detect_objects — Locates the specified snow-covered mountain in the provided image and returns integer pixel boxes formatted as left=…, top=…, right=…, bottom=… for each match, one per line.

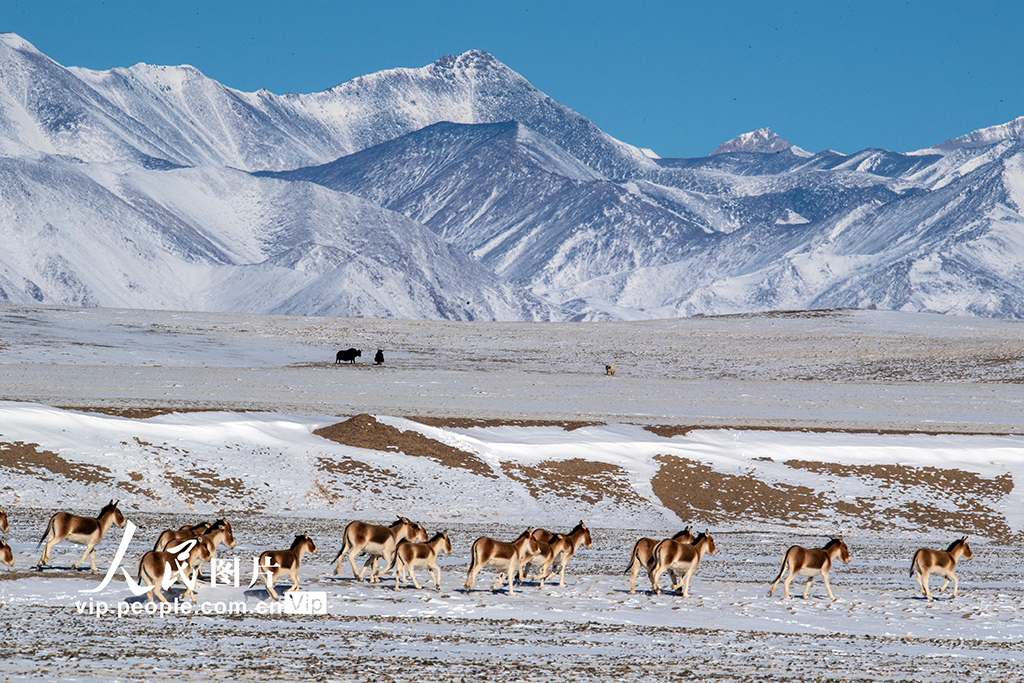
left=275, top=115, right=1024, bottom=319
left=270, top=121, right=708, bottom=300
left=0, top=33, right=651, bottom=175
left=2, top=32, right=1024, bottom=321
left=0, top=154, right=555, bottom=319
left=710, top=127, right=792, bottom=155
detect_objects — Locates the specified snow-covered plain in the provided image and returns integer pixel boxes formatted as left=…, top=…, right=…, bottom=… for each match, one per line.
left=2, top=305, right=1024, bottom=680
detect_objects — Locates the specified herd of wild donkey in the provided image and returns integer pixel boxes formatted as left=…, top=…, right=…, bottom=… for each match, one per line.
left=0, top=503, right=973, bottom=603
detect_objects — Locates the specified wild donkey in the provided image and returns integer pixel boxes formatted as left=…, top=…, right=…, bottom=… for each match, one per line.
left=536, top=521, right=593, bottom=587
left=37, top=500, right=126, bottom=572
left=464, top=529, right=540, bottom=596
left=910, top=536, right=973, bottom=601
left=394, top=532, right=452, bottom=591
left=768, top=538, right=851, bottom=600
left=137, top=538, right=213, bottom=603
left=334, top=517, right=428, bottom=582
left=624, top=527, right=696, bottom=594
left=250, top=535, right=318, bottom=601
left=648, top=530, right=717, bottom=597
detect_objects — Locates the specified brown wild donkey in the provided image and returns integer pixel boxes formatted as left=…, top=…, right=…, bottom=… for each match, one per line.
left=334, top=517, right=428, bottom=582
left=539, top=521, right=593, bottom=587
left=648, top=530, right=717, bottom=597
left=0, top=508, right=9, bottom=533
left=153, top=521, right=214, bottom=552
left=624, top=527, right=695, bottom=594
left=250, top=534, right=318, bottom=601
left=136, top=538, right=213, bottom=603
left=768, top=538, right=851, bottom=600
left=464, top=529, right=540, bottom=596
left=394, top=532, right=452, bottom=591
left=519, top=533, right=563, bottom=588
left=1, top=539, right=13, bottom=568
left=37, top=500, right=126, bottom=572
left=910, top=536, right=973, bottom=601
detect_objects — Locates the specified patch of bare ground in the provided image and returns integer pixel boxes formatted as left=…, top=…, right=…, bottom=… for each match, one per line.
left=55, top=405, right=227, bottom=419
left=0, top=441, right=113, bottom=485
left=501, top=459, right=644, bottom=507
left=412, top=417, right=603, bottom=431
left=164, top=468, right=253, bottom=507
left=116, top=471, right=155, bottom=499
left=786, top=460, right=1013, bottom=537
left=314, top=414, right=496, bottom=478
left=651, top=454, right=827, bottom=525
left=315, top=456, right=406, bottom=492
left=644, top=425, right=694, bottom=438
left=646, top=423, right=1023, bottom=437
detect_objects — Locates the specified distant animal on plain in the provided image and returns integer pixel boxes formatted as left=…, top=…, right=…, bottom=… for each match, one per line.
left=464, top=529, right=540, bottom=596
left=394, top=532, right=452, bottom=591
left=910, top=536, right=973, bottom=601
left=528, top=521, right=593, bottom=587
left=1, top=539, right=13, bottom=567
left=37, top=500, right=126, bottom=572
left=624, top=527, right=695, bottom=594
left=648, top=529, right=717, bottom=597
left=249, top=534, right=318, bottom=601
left=374, top=349, right=385, bottom=365
left=768, top=537, right=851, bottom=600
left=136, top=538, right=212, bottom=603
left=334, top=517, right=429, bottom=582
left=0, top=508, right=8, bottom=533
left=605, top=364, right=616, bottom=376
left=336, top=348, right=361, bottom=364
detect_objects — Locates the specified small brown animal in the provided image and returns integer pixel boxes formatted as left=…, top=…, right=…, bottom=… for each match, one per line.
left=542, top=521, right=593, bottom=587
left=605, top=364, right=616, bottom=376
left=250, top=534, right=318, bottom=600
left=394, top=532, right=452, bottom=591
left=333, top=517, right=429, bottom=582
left=1, top=539, right=14, bottom=567
left=910, top=536, right=973, bottom=601
left=519, top=534, right=563, bottom=587
left=768, top=537, right=851, bottom=600
left=624, top=527, right=696, bottom=594
left=0, top=508, right=9, bottom=534
left=464, top=529, right=540, bottom=596
left=649, top=530, right=717, bottom=597
left=37, top=500, right=126, bottom=572
left=136, top=538, right=213, bottom=603
left=154, top=520, right=215, bottom=552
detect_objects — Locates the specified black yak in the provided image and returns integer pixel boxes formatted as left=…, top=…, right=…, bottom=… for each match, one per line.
left=336, top=348, right=361, bottom=364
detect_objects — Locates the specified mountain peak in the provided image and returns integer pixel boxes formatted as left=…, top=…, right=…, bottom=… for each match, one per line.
left=934, top=116, right=1024, bottom=152
left=0, top=32, right=43, bottom=56
left=430, top=50, right=509, bottom=76
left=710, top=127, right=792, bottom=155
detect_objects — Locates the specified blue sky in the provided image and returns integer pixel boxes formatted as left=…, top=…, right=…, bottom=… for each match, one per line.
left=6, top=1, right=1023, bottom=157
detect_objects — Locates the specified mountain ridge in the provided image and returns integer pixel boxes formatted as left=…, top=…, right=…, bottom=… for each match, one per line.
left=3, top=32, right=1024, bottom=321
